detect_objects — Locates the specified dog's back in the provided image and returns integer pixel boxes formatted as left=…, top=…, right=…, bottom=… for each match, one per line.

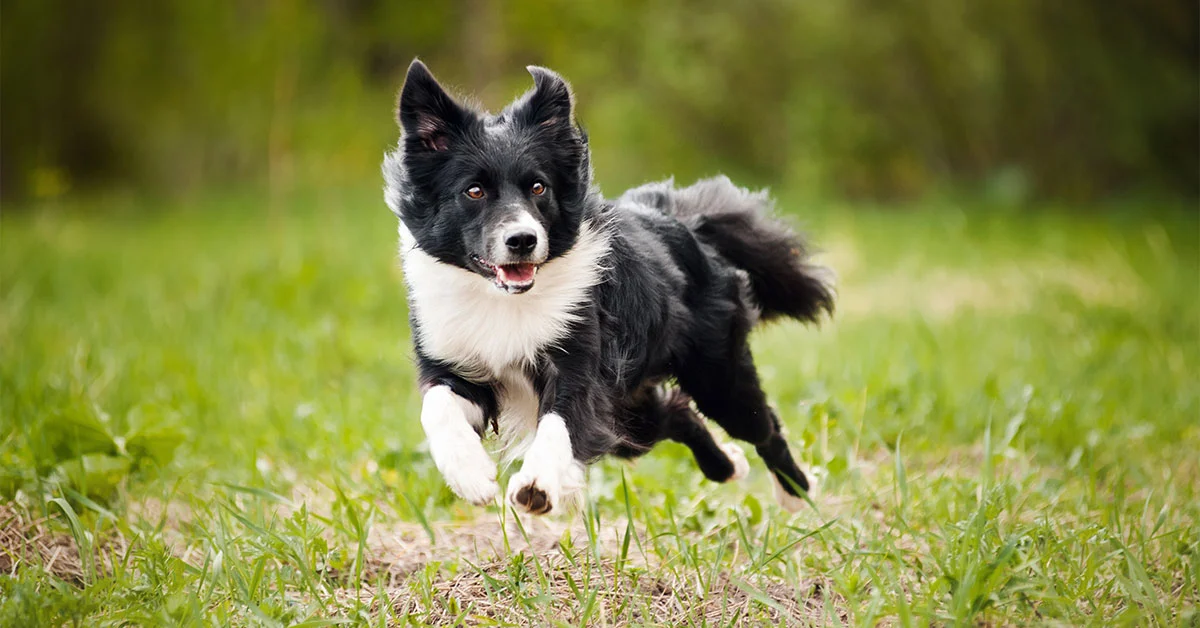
left=592, top=176, right=833, bottom=504
left=618, top=176, right=835, bottom=325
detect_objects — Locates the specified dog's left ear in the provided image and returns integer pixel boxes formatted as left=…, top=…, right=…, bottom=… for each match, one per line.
left=517, top=66, right=575, bottom=130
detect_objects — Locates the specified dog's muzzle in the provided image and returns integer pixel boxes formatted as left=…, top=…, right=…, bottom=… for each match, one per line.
left=474, top=217, right=549, bottom=294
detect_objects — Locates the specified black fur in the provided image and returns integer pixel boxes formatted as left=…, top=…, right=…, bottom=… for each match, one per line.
left=385, top=60, right=833, bottom=507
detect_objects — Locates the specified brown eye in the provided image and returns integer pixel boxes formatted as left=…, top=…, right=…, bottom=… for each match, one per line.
left=530, top=181, right=546, bottom=196
left=465, top=185, right=485, bottom=200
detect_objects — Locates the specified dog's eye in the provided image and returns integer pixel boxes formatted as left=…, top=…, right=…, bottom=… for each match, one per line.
left=530, top=181, right=547, bottom=196
left=464, top=185, right=485, bottom=200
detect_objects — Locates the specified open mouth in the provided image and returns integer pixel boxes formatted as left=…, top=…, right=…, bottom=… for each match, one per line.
left=471, top=256, right=539, bottom=294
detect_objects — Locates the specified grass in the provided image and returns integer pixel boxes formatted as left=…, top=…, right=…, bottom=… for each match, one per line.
left=1, top=184, right=1197, bottom=626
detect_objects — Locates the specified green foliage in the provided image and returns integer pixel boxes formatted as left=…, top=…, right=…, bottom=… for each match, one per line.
left=2, top=1, right=1196, bottom=201
left=0, top=576, right=94, bottom=628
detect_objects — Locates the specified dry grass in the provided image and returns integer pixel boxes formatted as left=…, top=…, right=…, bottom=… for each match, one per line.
left=819, top=235, right=1145, bottom=319
left=0, top=503, right=126, bottom=586
left=2, top=500, right=845, bottom=625
left=387, top=562, right=833, bottom=626
left=367, top=517, right=841, bottom=624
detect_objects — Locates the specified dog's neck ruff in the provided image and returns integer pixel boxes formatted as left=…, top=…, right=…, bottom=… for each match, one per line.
left=399, top=221, right=611, bottom=379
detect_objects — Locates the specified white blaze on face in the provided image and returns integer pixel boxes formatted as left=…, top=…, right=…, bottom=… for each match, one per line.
left=497, top=209, right=550, bottom=263
left=491, top=209, right=549, bottom=293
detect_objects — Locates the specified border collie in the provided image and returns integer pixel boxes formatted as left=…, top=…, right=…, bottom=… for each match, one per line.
left=383, top=60, right=834, bottom=515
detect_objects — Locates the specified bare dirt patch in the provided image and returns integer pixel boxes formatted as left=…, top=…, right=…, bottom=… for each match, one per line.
left=361, top=516, right=839, bottom=624
left=2, top=501, right=843, bottom=625
left=384, top=559, right=833, bottom=626
left=0, top=502, right=126, bottom=585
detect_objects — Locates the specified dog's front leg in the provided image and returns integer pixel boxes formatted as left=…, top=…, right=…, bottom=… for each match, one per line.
left=506, top=356, right=613, bottom=515
left=505, top=412, right=587, bottom=514
left=420, top=385, right=498, bottom=505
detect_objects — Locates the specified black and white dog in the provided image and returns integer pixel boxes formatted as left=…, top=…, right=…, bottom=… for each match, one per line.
left=383, top=60, right=834, bottom=515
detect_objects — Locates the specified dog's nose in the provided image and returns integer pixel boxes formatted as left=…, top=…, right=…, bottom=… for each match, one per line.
left=504, top=229, right=538, bottom=255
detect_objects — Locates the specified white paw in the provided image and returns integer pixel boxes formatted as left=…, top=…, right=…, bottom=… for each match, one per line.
left=771, top=474, right=808, bottom=513
left=506, top=462, right=586, bottom=515
left=439, top=445, right=499, bottom=506
left=721, top=443, right=750, bottom=482
left=421, top=385, right=497, bottom=506
left=505, top=414, right=586, bottom=515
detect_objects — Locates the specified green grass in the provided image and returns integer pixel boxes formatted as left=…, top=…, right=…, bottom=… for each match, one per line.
left=2, top=186, right=1197, bottom=626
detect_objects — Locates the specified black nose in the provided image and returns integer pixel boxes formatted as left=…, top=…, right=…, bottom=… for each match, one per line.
left=504, top=229, right=538, bottom=255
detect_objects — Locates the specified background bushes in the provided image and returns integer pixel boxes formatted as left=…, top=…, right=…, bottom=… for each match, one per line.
left=2, top=0, right=1196, bottom=203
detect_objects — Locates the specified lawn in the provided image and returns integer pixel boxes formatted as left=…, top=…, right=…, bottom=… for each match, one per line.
left=1, top=186, right=1197, bottom=626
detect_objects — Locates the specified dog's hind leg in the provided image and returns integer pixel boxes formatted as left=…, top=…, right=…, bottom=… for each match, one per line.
left=660, top=390, right=750, bottom=483
left=675, top=344, right=811, bottom=511
left=614, top=387, right=749, bottom=483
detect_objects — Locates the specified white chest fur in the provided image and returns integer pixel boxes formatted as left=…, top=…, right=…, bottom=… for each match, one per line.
left=399, top=222, right=610, bottom=378
left=492, top=367, right=541, bottom=460
left=399, top=222, right=610, bottom=457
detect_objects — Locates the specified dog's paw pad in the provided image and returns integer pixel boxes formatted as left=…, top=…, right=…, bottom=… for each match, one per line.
left=512, top=482, right=552, bottom=514
left=720, top=443, right=750, bottom=482
left=507, top=471, right=558, bottom=515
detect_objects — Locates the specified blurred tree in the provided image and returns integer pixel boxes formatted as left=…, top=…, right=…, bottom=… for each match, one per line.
left=1, top=0, right=1195, bottom=203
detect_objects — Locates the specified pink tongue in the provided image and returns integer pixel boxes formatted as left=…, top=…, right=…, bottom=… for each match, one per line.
left=498, top=264, right=535, bottom=284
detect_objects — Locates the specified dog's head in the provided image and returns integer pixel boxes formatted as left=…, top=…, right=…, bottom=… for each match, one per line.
left=384, top=60, right=593, bottom=294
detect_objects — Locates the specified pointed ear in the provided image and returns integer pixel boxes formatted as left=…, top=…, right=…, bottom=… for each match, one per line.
left=517, top=66, right=575, bottom=129
left=397, top=60, right=467, bottom=152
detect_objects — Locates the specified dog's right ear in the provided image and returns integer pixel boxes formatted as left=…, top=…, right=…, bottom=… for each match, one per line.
left=397, top=60, right=466, bottom=153
left=518, top=66, right=575, bottom=130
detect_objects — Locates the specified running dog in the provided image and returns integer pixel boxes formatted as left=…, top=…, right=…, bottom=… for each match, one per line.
left=383, top=60, right=834, bottom=514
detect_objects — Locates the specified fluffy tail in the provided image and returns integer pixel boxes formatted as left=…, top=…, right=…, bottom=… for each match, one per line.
left=623, top=177, right=835, bottom=323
